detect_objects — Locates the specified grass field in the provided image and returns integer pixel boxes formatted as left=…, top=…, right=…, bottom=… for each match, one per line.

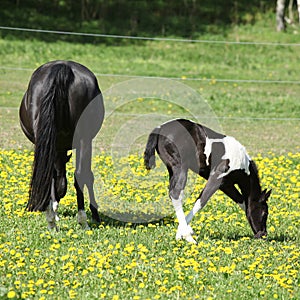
left=1, top=22, right=300, bottom=154
left=0, top=13, right=300, bottom=299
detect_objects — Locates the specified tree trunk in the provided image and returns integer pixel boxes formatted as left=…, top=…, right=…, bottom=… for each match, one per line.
left=276, top=0, right=286, bottom=31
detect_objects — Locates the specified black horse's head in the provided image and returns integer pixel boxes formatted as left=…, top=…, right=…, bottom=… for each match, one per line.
left=247, top=189, right=271, bottom=238
left=54, top=153, right=72, bottom=199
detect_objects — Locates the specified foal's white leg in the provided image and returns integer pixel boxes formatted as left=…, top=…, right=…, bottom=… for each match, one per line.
left=172, top=191, right=196, bottom=244
left=186, top=165, right=225, bottom=227
left=186, top=198, right=203, bottom=225
left=45, top=200, right=58, bottom=231
left=77, top=209, right=90, bottom=230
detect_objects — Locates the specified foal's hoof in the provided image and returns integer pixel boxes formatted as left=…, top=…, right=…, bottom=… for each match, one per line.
left=176, top=225, right=197, bottom=244
left=185, top=234, right=197, bottom=244
left=176, top=233, right=197, bottom=244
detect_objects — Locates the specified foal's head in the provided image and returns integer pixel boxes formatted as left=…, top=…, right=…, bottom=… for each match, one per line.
left=247, top=189, right=271, bottom=238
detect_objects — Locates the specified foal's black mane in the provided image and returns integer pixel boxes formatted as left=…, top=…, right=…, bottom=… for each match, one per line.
left=248, top=159, right=262, bottom=199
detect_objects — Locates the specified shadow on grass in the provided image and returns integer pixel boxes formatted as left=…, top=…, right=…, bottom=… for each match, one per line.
left=58, top=207, right=174, bottom=229
left=266, top=233, right=298, bottom=243
left=95, top=212, right=174, bottom=229
left=58, top=208, right=298, bottom=243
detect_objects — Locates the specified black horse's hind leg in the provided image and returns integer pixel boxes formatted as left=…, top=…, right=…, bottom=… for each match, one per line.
left=74, top=176, right=90, bottom=229
left=186, top=160, right=229, bottom=226
left=75, top=139, right=100, bottom=228
left=45, top=178, right=60, bottom=231
left=86, top=172, right=100, bottom=224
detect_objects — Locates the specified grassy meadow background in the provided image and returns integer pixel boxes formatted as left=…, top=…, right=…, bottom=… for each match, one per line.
left=0, top=10, right=300, bottom=300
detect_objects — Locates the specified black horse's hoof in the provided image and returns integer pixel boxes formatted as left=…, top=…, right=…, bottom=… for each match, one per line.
left=254, top=231, right=267, bottom=239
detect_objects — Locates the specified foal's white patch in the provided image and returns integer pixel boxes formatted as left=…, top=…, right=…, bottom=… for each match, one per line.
left=204, top=137, right=213, bottom=165
left=204, top=136, right=250, bottom=177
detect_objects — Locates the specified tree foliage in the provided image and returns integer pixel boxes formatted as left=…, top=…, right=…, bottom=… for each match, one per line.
left=0, top=0, right=274, bottom=40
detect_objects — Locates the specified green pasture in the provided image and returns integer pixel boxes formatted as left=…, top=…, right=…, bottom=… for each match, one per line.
left=0, top=14, right=300, bottom=299
left=1, top=19, right=300, bottom=154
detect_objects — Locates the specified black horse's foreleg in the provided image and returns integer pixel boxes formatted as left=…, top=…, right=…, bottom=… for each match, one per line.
left=85, top=172, right=100, bottom=224
left=82, top=141, right=100, bottom=223
left=74, top=175, right=90, bottom=229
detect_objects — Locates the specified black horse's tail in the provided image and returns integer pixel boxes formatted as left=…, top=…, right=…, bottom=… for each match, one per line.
left=27, top=63, right=75, bottom=211
left=144, top=127, right=160, bottom=170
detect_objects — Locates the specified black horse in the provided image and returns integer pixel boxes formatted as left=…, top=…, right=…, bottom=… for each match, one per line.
left=19, top=60, right=104, bottom=230
left=144, top=119, right=271, bottom=243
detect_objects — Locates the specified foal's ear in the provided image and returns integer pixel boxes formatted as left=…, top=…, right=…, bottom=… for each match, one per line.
left=261, top=189, right=272, bottom=202
left=265, top=189, right=272, bottom=200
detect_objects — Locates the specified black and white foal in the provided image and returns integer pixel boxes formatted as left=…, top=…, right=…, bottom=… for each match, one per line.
left=144, top=119, right=271, bottom=244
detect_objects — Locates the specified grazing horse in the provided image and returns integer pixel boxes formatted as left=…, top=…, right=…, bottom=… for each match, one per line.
left=19, top=60, right=104, bottom=230
left=144, top=119, right=271, bottom=244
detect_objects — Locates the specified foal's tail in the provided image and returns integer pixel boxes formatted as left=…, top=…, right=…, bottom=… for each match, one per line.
left=144, top=127, right=160, bottom=170
left=27, top=63, right=75, bottom=212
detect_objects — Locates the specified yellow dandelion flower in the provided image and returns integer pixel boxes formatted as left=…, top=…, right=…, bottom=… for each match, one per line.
left=7, top=291, right=16, bottom=298
left=138, top=282, right=145, bottom=288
